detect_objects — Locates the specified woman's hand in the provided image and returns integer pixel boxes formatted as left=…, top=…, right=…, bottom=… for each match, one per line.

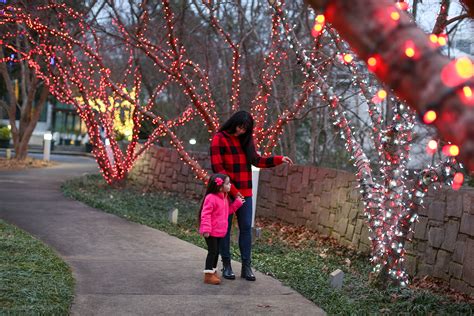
left=203, top=232, right=210, bottom=238
left=238, top=196, right=246, bottom=204
left=282, top=156, right=294, bottom=165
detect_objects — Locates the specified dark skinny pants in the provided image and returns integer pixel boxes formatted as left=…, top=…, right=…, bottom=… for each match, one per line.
left=204, top=236, right=222, bottom=270
left=220, top=196, right=253, bottom=263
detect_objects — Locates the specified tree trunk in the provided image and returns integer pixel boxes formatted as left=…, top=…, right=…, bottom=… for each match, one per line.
left=0, top=38, right=50, bottom=160
left=15, top=140, right=29, bottom=160
left=370, top=265, right=390, bottom=288
left=412, top=0, right=419, bottom=20
left=15, top=70, right=49, bottom=160
left=432, top=0, right=450, bottom=35
left=286, top=121, right=297, bottom=161
left=463, top=0, right=474, bottom=17
left=305, top=0, right=474, bottom=173
left=309, top=109, right=318, bottom=164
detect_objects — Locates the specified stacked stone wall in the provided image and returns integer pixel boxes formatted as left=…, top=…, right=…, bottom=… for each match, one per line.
left=130, top=146, right=474, bottom=295
left=129, top=146, right=210, bottom=199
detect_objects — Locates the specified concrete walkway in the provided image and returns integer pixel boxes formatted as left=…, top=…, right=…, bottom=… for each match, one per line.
left=0, top=156, right=325, bottom=315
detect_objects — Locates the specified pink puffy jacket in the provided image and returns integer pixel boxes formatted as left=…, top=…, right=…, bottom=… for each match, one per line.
left=199, top=192, right=243, bottom=237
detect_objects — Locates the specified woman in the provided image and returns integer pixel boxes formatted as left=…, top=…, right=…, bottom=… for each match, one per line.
left=210, top=111, right=293, bottom=281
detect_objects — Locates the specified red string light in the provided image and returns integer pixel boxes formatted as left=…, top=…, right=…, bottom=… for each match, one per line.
left=426, top=139, right=438, bottom=154
left=343, top=53, right=353, bottom=63
left=390, top=11, right=400, bottom=21
left=452, top=172, right=464, bottom=190
left=367, top=55, right=381, bottom=72
left=423, top=110, right=437, bottom=124
left=395, top=1, right=409, bottom=11
left=442, top=144, right=460, bottom=156
left=311, top=14, right=325, bottom=38
left=404, top=40, right=416, bottom=58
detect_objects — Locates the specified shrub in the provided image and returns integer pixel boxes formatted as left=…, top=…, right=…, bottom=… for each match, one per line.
left=0, top=125, right=11, bottom=140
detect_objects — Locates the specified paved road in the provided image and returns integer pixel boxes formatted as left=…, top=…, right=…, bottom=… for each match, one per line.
left=0, top=156, right=325, bottom=315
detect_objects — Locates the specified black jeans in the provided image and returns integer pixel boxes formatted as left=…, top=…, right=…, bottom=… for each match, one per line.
left=204, top=236, right=222, bottom=270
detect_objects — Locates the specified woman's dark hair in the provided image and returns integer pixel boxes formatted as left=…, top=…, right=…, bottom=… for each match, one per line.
left=197, top=173, right=229, bottom=224
left=219, top=110, right=256, bottom=162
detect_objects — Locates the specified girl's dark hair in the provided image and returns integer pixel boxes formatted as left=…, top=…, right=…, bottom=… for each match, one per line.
left=219, top=110, right=256, bottom=163
left=197, top=173, right=229, bottom=224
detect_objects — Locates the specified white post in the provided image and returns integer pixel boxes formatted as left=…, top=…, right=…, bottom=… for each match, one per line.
left=168, top=208, right=178, bottom=224
left=43, top=131, right=52, bottom=161
left=251, top=165, right=260, bottom=228
left=46, top=102, right=53, bottom=130
left=104, top=138, right=115, bottom=166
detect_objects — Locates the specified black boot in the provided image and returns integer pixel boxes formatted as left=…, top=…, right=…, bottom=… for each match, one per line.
left=222, top=258, right=235, bottom=280
left=241, top=261, right=256, bottom=281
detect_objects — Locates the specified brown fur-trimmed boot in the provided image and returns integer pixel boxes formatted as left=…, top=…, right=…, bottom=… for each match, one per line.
left=204, top=270, right=221, bottom=285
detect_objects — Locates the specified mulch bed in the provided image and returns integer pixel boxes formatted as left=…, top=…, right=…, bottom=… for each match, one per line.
left=0, top=157, right=57, bottom=170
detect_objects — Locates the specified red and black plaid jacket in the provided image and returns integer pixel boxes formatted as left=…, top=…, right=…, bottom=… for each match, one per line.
left=210, top=131, right=283, bottom=197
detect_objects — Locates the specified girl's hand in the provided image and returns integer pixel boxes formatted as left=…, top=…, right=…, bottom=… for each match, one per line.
left=203, top=232, right=210, bottom=238
left=239, top=197, right=246, bottom=204
left=282, top=156, right=294, bottom=165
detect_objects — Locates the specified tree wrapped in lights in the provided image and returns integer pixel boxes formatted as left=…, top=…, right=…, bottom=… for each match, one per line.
left=0, top=0, right=100, bottom=160
left=305, top=0, right=474, bottom=174
left=0, top=1, right=317, bottom=184
left=268, top=0, right=468, bottom=285
left=2, top=0, right=469, bottom=286
left=0, top=12, right=49, bottom=160
left=81, top=88, right=137, bottom=142
left=0, top=2, right=205, bottom=183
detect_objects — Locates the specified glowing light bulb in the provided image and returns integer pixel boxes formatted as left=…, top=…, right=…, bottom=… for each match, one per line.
left=463, top=86, right=473, bottom=99
left=405, top=47, right=415, bottom=58
left=426, top=140, right=438, bottom=154
left=311, top=14, right=325, bottom=37
left=343, top=54, right=353, bottom=63
left=395, top=1, right=409, bottom=10
left=429, top=34, right=438, bottom=44
left=454, top=172, right=464, bottom=183
left=316, top=14, right=325, bottom=23
left=428, top=140, right=437, bottom=150
left=442, top=144, right=459, bottom=156
left=368, top=57, right=377, bottom=67
left=455, top=57, right=473, bottom=79
left=449, top=145, right=460, bottom=156
left=314, top=24, right=323, bottom=32
left=390, top=11, right=400, bottom=21
left=377, top=90, right=387, bottom=99
left=452, top=172, right=464, bottom=190
left=437, top=34, right=447, bottom=46
left=403, top=40, right=417, bottom=58
left=423, top=110, right=437, bottom=124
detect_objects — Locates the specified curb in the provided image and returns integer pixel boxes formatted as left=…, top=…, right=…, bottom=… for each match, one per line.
left=0, top=148, right=94, bottom=158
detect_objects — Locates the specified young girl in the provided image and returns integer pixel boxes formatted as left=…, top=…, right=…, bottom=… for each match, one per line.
left=199, top=174, right=245, bottom=285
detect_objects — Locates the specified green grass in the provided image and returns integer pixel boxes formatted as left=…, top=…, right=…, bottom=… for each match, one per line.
left=0, top=220, right=74, bottom=314
left=62, top=174, right=473, bottom=315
